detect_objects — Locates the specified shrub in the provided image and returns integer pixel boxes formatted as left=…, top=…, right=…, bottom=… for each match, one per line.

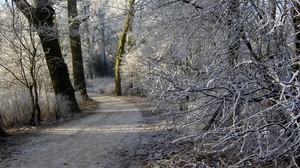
left=87, top=77, right=115, bottom=95
left=0, top=90, right=74, bottom=127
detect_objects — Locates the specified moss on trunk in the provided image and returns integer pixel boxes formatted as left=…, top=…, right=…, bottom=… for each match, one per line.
left=114, top=0, right=135, bottom=96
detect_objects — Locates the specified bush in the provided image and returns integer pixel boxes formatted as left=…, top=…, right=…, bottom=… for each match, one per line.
left=0, top=90, right=73, bottom=127
left=0, top=91, right=31, bottom=127
left=87, top=77, right=115, bottom=95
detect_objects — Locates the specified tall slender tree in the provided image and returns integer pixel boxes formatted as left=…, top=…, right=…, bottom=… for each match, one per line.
left=114, top=0, right=135, bottom=96
left=99, top=11, right=108, bottom=76
left=67, top=0, right=91, bottom=101
left=82, top=0, right=93, bottom=79
left=0, top=2, right=44, bottom=124
left=12, top=0, right=81, bottom=112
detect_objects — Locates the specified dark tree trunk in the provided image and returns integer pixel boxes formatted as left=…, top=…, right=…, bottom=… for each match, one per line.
left=100, top=13, right=108, bottom=76
left=28, top=85, right=36, bottom=125
left=28, top=62, right=42, bottom=125
left=68, top=0, right=91, bottom=101
left=227, top=0, right=240, bottom=67
left=292, top=2, right=300, bottom=166
left=34, top=82, right=42, bottom=122
left=13, top=0, right=81, bottom=113
left=38, top=17, right=81, bottom=112
left=114, top=0, right=135, bottom=96
left=293, top=1, right=300, bottom=59
left=0, top=125, right=8, bottom=137
left=0, top=115, right=8, bottom=137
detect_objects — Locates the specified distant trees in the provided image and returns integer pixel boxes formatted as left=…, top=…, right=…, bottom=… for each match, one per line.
left=81, top=0, right=117, bottom=79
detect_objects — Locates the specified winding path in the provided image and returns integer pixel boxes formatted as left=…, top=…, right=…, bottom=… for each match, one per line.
left=1, top=94, right=155, bottom=168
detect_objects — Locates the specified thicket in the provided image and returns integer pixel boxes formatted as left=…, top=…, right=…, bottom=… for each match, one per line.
left=121, top=0, right=300, bottom=167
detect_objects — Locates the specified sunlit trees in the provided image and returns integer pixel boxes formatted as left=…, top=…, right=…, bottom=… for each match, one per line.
left=114, top=0, right=135, bottom=96
left=124, top=0, right=300, bottom=167
left=12, top=0, right=81, bottom=113
left=79, top=0, right=118, bottom=79
left=0, top=2, right=45, bottom=124
left=0, top=0, right=298, bottom=165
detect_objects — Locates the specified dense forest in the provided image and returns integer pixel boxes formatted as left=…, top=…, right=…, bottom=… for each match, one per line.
left=0, top=0, right=300, bottom=167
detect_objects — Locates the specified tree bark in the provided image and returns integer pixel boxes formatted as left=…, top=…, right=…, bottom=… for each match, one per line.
left=114, top=0, right=135, bottom=96
left=13, top=0, right=81, bottom=112
left=227, top=0, right=241, bottom=67
left=83, top=1, right=93, bottom=79
left=293, top=1, right=300, bottom=58
left=29, top=54, right=42, bottom=124
left=292, top=1, right=300, bottom=166
left=0, top=115, right=8, bottom=137
left=0, top=125, right=8, bottom=137
left=68, top=0, right=91, bottom=101
left=100, top=12, right=108, bottom=76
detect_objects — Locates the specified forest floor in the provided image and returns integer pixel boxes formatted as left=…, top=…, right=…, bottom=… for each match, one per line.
left=0, top=93, right=196, bottom=168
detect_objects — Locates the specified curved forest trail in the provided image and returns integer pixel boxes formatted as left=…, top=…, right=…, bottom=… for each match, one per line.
left=0, top=94, right=160, bottom=168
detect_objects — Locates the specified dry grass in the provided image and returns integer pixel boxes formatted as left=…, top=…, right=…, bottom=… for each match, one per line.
left=0, top=91, right=88, bottom=128
left=87, top=77, right=115, bottom=95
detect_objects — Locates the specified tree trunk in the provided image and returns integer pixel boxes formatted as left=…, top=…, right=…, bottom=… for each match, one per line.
left=68, top=0, right=91, bottom=101
left=28, top=85, right=36, bottom=125
left=0, top=125, right=8, bottom=137
left=83, top=1, right=93, bottom=79
left=34, top=81, right=42, bottom=122
left=293, top=1, right=300, bottom=59
left=292, top=2, right=300, bottom=166
left=0, top=115, right=8, bottom=137
left=28, top=57, right=42, bottom=125
left=227, top=0, right=240, bottom=67
left=114, top=0, right=135, bottom=96
left=13, top=0, right=81, bottom=113
left=100, top=13, right=108, bottom=76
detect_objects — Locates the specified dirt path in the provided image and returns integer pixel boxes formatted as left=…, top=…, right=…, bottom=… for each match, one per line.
left=1, top=94, right=156, bottom=168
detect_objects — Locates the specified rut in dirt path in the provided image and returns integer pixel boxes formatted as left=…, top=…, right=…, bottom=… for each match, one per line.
left=1, top=95, right=155, bottom=168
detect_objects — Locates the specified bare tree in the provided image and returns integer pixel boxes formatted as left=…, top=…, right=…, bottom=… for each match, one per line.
left=0, top=1, right=45, bottom=124
left=80, top=0, right=117, bottom=78
left=12, top=0, right=81, bottom=112
left=125, top=0, right=300, bottom=167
